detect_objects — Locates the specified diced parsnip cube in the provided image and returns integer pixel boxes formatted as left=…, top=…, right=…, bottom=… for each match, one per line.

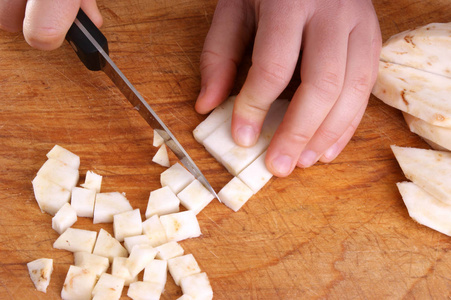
left=124, top=235, right=152, bottom=254
left=93, top=192, right=133, bottom=224
left=218, top=177, right=254, bottom=212
left=193, top=96, right=235, bottom=143
left=112, top=257, right=138, bottom=286
left=92, top=273, right=125, bottom=300
left=113, top=208, right=143, bottom=242
left=160, top=211, right=201, bottom=242
left=155, top=241, right=184, bottom=260
left=46, top=145, right=80, bottom=169
left=93, top=228, right=128, bottom=263
left=74, top=252, right=109, bottom=278
left=61, top=265, right=96, bottom=300
left=143, top=259, right=168, bottom=290
left=81, top=171, right=102, bottom=193
left=152, top=144, right=170, bottom=167
left=145, top=186, right=180, bottom=218
left=177, top=295, right=194, bottom=300
left=127, top=281, right=163, bottom=300
left=153, top=129, right=165, bottom=147
left=177, top=179, right=215, bottom=215
left=32, top=175, right=71, bottom=216
left=202, top=119, right=235, bottom=161
left=180, top=272, right=213, bottom=300
left=37, top=158, right=79, bottom=190
left=71, top=187, right=96, bottom=218
left=52, top=203, right=77, bottom=234
left=160, top=163, right=195, bottom=194
left=126, top=244, right=158, bottom=278
left=53, top=228, right=97, bottom=253
left=167, top=254, right=201, bottom=286
left=27, top=258, right=53, bottom=293
left=142, top=215, right=169, bottom=247
left=237, top=151, right=273, bottom=193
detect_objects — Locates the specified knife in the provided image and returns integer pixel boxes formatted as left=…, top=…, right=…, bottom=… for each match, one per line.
left=66, top=9, right=219, bottom=200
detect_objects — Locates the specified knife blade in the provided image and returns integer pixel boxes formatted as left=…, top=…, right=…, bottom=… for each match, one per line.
left=66, top=9, right=219, bottom=200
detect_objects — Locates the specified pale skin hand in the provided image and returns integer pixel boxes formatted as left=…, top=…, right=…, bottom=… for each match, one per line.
left=0, top=0, right=102, bottom=50
left=195, top=0, right=382, bottom=177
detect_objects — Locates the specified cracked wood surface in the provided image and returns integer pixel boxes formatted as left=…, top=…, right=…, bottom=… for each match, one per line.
left=0, top=0, right=450, bottom=299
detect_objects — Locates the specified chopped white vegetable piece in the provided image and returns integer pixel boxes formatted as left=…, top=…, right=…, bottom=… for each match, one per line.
left=218, top=177, right=254, bottom=212
left=71, top=187, right=96, bottom=218
left=91, top=273, right=125, bottom=300
left=397, top=181, right=451, bottom=236
left=93, top=228, right=128, bottom=262
left=167, top=254, right=201, bottom=286
left=93, top=192, right=133, bottom=224
left=37, top=158, right=79, bottom=191
left=238, top=151, right=273, bottom=193
left=391, top=145, right=451, bottom=205
left=177, top=179, right=215, bottom=215
left=80, top=171, right=102, bottom=193
left=202, top=119, right=235, bottom=161
left=124, top=235, right=152, bottom=253
left=143, top=259, right=168, bottom=290
left=113, top=208, right=143, bottom=242
left=52, top=203, right=77, bottom=234
left=177, top=295, right=194, bottom=300
left=193, top=96, right=235, bottom=143
left=153, top=129, right=165, bottom=147
left=155, top=241, right=184, bottom=260
left=112, top=257, right=138, bottom=286
left=152, top=144, right=170, bottom=167
left=145, top=186, right=180, bottom=218
left=160, top=211, right=202, bottom=242
left=126, top=244, right=158, bottom=278
left=27, top=258, right=53, bottom=293
left=142, top=215, right=168, bottom=247
left=53, top=228, right=97, bottom=253
left=61, top=265, right=96, bottom=300
left=403, top=112, right=451, bottom=151
left=32, top=175, right=71, bottom=216
left=127, top=281, right=163, bottom=300
left=74, top=252, right=109, bottom=278
left=180, top=272, right=213, bottom=300
left=160, top=163, right=195, bottom=194
left=46, top=145, right=80, bottom=169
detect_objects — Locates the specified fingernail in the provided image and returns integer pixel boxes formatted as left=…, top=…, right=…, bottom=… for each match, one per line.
left=235, top=125, right=257, bottom=147
left=323, top=143, right=339, bottom=161
left=271, top=154, right=293, bottom=176
left=298, top=150, right=318, bottom=168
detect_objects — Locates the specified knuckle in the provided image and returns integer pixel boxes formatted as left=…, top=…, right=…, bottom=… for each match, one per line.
left=316, top=126, right=342, bottom=143
left=199, top=49, right=239, bottom=72
left=253, top=61, right=292, bottom=89
left=310, top=71, right=343, bottom=103
left=349, top=74, right=372, bottom=98
left=283, top=129, right=312, bottom=146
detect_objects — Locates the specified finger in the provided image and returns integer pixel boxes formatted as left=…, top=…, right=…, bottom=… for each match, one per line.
left=264, top=12, right=350, bottom=177
left=195, top=0, right=253, bottom=115
left=232, top=1, right=305, bottom=147
left=80, top=0, right=103, bottom=28
left=297, top=20, right=381, bottom=167
left=0, top=0, right=27, bottom=32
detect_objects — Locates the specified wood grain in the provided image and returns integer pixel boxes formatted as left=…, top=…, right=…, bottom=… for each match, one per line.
left=0, top=0, right=450, bottom=299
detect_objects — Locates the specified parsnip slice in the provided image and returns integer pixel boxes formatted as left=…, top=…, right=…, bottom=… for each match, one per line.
left=32, top=175, right=71, bottom=216
left=403, top=112, right=451, bottom=151
left=37, top=158, right=79, bottom=190
left=202, top=119, right=235, bottom=161
left=53, top=228, right=97, bottom=253
left=80, top=170, right=102, bottom=193
left=153, top=129, right=165, bottom=147
left=124, top=235, right=153, bottom=254
left=91, top=273, right=125, bottom=300
left=372, top=61, right=451, bottom=127
left=145, top=186, right=180, bottom=218
left=397, top=181, right=451, bottom=236
left=27, top=258, right=53, bottom=293
left=177, top=179, right=215, bottom=215
left=160, top=163, right=195, bottom=194
left=143, top=259, right=168, bottom=290
left=142, top=215, right=169, bottom=247
left=167, top=254, right=201, bottom=286
left=74, top=252, right=109, bottom=278
left=155, top=241, right=184, bottom=260
left=52, top=203, right=77, bottom=234
left=92, top=228, right=128, bottom=262
left=127, top=281, right=163, bottom=300
left=71, top=187, right=96, bottom=218
left=180, top=272, right=213, bottom=300
left=61, top=265, right=96, bottom=300
left=218, top=177, right=254, bottom=212
left=238, top=151, right=273, bottom=194
left=112, top=257, right=138, bottom=286
left=159, top=211, right=201, bottom=242
left=152, top=144, right=170, bottom=167
left=46, top=145, right=80, bottom=169
left=113, top=208, right=143, bottom=242
left=93, top=192, right=133, bottom=224
left=391, top=145, right=451, bottom=204
left=126, top=244, right=158, bottom=278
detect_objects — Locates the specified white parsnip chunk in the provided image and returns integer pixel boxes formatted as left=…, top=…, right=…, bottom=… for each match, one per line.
left=155, top=241, right=184, bottom=260
left=37, top=158, right=79, bottom=191
left=177, top=179, right=215, bottom=215
left=53, top=228, right=97, bottom=253
left=143, top=259, right=168, bottom=291
left=61, top=265, right=96, bottom=300
left=159, top=211, right=201, bottom=242
left=27, top=258, right=53, bottom=293
left=127, top=281, right=163, bottom=300
left=152, top=144, right=170, bottom=167
left=160, top=163, right=195, bottom=194
left=93, top=192, right=133, bottom=224
left=52, top=203, right=77, bottom=234
left=32, top=175, right=71, bottom=216
left=91, top=273, right=125, bottom=300
left=145, top=186, right=180, bottom=218
left=142, top=215, right=169, bottom=247
left=124, top=235, right=153, bottom=254
left=74, top=252, right=109, bottom=278
left=218, top=177, right=254, bottom=212
left=202, top=119, right=235, bottom=161
left=46, top=145, right=80, bottom=169
left=113, top=208, right=143, bottom=242
left=238, top=151, right=273, bottom=194
left=81, top=170, right=102, bottom=193
left=180, top=272, right=213, bottom=300
left=167, top=254, right=201, bottom=286
left=71, top=187, right=96, bottom=218
left=92, top=228, right=128, bottom=262
left=153, top=129, right=165, bottom=147
left=111, top=257, right=138, bottom=286
left=126, top=244, right=158, bottom=278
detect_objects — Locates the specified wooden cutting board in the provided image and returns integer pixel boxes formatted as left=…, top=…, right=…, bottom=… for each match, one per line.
left=0, top=0, right=450, bottom=299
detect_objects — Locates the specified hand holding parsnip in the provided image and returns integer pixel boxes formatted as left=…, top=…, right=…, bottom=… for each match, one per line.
left=195, top=0, right=382, bottom=177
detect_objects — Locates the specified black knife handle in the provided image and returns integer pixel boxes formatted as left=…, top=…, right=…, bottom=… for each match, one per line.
left=66, top=9, right=109, bottom=71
